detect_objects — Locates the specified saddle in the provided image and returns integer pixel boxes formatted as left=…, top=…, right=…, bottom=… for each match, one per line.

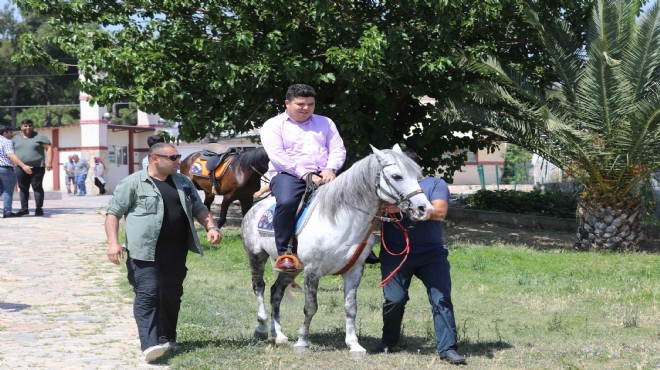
left=189, top=146, right=239, bottom=194
left=257, top=173, right=320, bottom=255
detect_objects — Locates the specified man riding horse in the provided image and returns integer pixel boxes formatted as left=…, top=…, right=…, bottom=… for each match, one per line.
left=260, top=83, right=346, bottom=273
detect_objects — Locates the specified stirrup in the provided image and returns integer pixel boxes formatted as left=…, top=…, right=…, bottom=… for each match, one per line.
left=274, top=254, right=302, bottom=274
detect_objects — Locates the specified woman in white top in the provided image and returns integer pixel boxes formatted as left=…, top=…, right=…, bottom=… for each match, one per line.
left=93, top=156, right=107, bottom=195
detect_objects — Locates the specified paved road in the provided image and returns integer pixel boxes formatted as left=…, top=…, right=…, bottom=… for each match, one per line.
left=0, top=195, right=159, bottom=369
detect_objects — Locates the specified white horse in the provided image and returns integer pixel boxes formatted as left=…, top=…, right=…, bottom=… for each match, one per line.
left=241, top=145, right=432, bottom=357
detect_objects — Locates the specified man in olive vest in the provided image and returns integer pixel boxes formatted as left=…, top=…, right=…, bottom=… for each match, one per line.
left=11, top=119, right=52, bottom=216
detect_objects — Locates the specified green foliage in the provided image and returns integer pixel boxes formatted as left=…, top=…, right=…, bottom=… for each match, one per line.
left=449, top=0, right=660, bottom=194
left=462, top=189, right=578, bottom=218
left=6, top=106, right=79, bottom=127
left=112, top=102, right=137, bottom=125
left=447, top=0, right=660, bottom=249
left=0, top=3, right=79, bottom=128
left=501, top=143, right=533, bottom=184
left=14, top=0, right=593, bottom=179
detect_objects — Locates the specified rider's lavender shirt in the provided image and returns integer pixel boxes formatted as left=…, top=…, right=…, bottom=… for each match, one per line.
left=261, top=113, right=346, bottom=179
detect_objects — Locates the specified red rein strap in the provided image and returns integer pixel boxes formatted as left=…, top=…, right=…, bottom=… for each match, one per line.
left=378, top=212, right=410, bottom=287
left=334, top=209, right=384, bottom=276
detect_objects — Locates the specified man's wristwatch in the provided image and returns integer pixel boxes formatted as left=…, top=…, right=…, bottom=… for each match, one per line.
left=207, top=226, right=220, bottom=232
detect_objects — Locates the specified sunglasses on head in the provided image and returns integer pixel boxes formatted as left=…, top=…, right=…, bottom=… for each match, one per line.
left=154, top=154, right=182, bottom=161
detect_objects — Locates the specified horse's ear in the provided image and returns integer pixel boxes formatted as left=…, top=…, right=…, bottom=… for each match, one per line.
left=392, top=144, right=403, bottom=153
left=370, top=144, right=388, bottom=163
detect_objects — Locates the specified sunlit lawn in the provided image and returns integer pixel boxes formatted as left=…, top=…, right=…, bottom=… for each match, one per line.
left=146, top=228, right=659, bottom=369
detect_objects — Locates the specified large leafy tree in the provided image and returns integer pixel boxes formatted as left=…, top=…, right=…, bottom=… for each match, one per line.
left=449, top=0, right=660, bottom=251
left=0, top=4, right=79, bottom=128
left=15, top=0, right=593, bottom=178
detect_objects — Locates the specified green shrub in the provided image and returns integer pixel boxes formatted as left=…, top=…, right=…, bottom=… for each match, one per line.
left=461, top=190, right=577, bottom=218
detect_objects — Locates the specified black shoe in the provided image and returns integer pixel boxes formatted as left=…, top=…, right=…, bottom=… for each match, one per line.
left=3, top=212, right=23, bottom=218
left=365, top=251, right=380, bottom=264
left=34, top=208, right=44, bottom=216
left=374, top=342, right=393, bottom=353
left=18, top=209, right=29, bottom=216
left=440, top=350, right=466, bottom=365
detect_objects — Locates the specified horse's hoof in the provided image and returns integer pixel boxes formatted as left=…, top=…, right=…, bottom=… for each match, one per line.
left=294, top=345, right=309, bottom=354
left=349, top=350, right=368, bottom=360
left=275, top=337, right=289, bottom=345
left=253, top=330, right=268, bottom=340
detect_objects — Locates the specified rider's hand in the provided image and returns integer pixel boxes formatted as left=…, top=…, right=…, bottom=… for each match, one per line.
left=319, top=169, right=336, bottom=184
left=311, top=174, right=324, bottom=185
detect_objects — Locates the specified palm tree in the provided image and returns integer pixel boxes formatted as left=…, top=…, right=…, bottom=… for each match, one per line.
left=448, top=0, right=660, bottom=251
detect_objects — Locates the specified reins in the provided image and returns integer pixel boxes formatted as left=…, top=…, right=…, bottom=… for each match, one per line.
left=331, top=157, right=420, bottom=282
left=378, top=211, right=412, bottom=287
left=334, top=206, right=384, bottom=276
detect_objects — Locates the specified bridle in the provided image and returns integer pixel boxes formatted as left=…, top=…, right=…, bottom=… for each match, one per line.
left=375, top=162, right=423, bottom=209
left=334, top=157, right=424, bottom=280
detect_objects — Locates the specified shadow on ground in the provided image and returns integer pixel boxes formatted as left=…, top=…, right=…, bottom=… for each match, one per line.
left=0, top=302, right=31, bottom=312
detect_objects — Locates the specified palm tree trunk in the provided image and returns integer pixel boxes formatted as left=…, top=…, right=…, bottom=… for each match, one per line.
left=576, top=191, right=644, bottom=251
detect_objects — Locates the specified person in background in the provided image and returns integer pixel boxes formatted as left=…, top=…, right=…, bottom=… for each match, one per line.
left=252, top=170, right=274, bottom=199
left=72, top=154, right=90, bottom=196
left=63, top=155, right=77, bottom=195
left=93, top=156, right=107, bottom=195
left=376, top=147, right=466, bottom=365
left=11, top=119, right=53, bottom=216
left=105, top=142, right=221, bottom=363
left=142, top=135, right=166, bottom=169
left=0, top=124, right=32, bottom=218
left=260, top=83, right=346, bottom=272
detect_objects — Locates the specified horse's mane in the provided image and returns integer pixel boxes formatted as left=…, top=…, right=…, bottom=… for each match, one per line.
left=315, top=149, right=422, bottom=225
left=231, top=147, right=269, bottom=174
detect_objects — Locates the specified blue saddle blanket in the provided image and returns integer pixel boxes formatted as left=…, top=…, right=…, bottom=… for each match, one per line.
left=257, top=197, right=315, bottom=235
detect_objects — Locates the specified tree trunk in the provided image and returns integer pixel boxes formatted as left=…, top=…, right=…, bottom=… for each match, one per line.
left=11, top=74, right=20, bottom=128
left=575, top=191, right=644, bottom=251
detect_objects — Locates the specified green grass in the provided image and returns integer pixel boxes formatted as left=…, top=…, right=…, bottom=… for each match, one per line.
left=148, top=228, right=659, bottom=369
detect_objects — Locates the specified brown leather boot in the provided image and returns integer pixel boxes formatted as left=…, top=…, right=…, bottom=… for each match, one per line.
left=275, top=254, right=299, bottom=273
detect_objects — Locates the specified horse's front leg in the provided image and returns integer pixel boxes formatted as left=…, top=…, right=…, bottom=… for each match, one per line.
left=343, top=266, right=367, bottom=358
left=294, top=271, right=320, bottom=353
left=248, top=253, right=269, bottom=340
left=203, top=191, right=215, bottom=211
left=270, top=272, right=296, bottom=344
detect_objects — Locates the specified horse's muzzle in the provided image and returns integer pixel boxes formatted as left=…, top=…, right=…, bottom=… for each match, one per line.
left=402, top=199, right=432, bottom=221
left=410, top=205, right=433, bottom=221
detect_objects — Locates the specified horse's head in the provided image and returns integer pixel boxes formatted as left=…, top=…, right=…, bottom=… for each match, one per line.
left=371, top=145, right=433, bottom=221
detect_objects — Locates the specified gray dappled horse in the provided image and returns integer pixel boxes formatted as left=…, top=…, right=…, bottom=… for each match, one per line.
left=241, top=145, right=432, bottom=357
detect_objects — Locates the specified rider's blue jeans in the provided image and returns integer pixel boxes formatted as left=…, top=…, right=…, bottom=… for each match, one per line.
left=270, top=172, right=307, bottom=255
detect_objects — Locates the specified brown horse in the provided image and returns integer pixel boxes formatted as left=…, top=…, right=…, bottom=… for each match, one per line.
left=180, top=147, right=269, bottom=228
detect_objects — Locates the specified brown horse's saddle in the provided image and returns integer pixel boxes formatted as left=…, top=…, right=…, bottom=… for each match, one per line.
left=189, top=146, right=239, bottom=194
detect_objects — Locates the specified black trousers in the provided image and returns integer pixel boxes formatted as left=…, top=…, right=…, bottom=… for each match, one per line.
left=94, top=178, right=106, bottom=194
left=269, top=172, right=307, bottom=255
left=16, top=166, right=45, bottom=211
left=126, top=253, right=188, bottom=351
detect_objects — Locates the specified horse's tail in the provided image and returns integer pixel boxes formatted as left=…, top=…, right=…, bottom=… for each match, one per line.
left=232, top=147, right=269, bottom=174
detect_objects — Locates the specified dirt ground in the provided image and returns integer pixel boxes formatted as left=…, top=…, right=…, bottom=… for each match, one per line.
left=443, top=218, right=658, bottom=252
left=443, top=219, right=577, bottom=250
